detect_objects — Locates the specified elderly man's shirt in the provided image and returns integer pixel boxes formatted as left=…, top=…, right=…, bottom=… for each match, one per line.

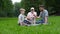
left=27, top=12, right=37, bottom=24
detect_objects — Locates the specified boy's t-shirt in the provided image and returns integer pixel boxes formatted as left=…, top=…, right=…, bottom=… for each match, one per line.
left=18, top=14, right=25, bottom=23
left=39, top=9, right=48, bottom=21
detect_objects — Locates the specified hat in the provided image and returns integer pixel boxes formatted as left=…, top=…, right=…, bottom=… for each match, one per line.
left=20, top=8, right=25, bottom=11
left=31, top=7, right=34, bottom=10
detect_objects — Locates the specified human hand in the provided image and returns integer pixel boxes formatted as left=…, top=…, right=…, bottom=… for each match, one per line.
left=37, top=17, right=40, bottom=18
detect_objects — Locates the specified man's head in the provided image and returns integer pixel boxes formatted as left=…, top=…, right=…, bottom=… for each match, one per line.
left=20, top=8, right=25, bottom=14
left=39, top=5, right=45, bottom=11
left=30, top=7, right=35, bottom=13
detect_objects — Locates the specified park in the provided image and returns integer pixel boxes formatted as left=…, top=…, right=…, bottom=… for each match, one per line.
left=0, top=0, right=60, bottom=34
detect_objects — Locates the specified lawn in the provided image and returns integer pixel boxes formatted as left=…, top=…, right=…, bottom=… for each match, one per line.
left=0, top=16, right=60, bottom=34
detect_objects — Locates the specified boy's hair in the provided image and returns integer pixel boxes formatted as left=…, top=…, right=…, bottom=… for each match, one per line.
left=20, top=8, right=25, bottom=11
left=39, top=5, right=45, bottom=8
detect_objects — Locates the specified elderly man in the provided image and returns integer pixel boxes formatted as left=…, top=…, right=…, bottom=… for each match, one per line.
left=27, top=7, right=37, bottom=24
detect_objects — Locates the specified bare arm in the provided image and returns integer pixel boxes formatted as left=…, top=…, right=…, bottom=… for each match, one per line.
left=44, top=16, right=48, bottom=23
left=44, top=10, right=48, bottom=23
left=18, top=16, right=23, bottom=25
left=33, top=14, right=37, bottom=18
left=37, top=12, right=42, bottom=18
left=26, top=13, right=31, bottom=20
left=37, top=16, right=40, bottom=18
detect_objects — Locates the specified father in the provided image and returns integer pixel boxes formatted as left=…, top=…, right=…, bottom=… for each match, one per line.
left=37, top=5, right=48, bottom=25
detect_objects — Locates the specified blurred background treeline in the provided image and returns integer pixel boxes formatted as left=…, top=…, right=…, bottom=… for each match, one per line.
left=0, top=0, right=60, bottom=17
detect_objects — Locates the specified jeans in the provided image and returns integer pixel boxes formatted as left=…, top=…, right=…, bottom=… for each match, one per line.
left=36, top=19, right=44, bottom=24
left=23, top=20, right=31, bottom=24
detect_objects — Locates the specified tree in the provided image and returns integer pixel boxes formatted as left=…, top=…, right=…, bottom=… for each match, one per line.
left=45, top=0, right=60, bottom=15
left=14, top=2, right=21, bottom=16
left=20, top=0, right=45, bottom=16
left=0, top=0, right=13, bottom=17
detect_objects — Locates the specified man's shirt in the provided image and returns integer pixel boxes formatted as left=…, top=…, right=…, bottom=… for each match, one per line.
left=39, top=9, right=48, bottom=20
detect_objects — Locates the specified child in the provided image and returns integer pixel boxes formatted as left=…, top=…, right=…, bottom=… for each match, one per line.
left=18, top=8, right=26, bottom=26
left=18, top=8, right=31, bottom=26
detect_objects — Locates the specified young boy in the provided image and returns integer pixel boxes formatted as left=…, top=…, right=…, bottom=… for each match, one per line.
left=18, top=8, right=26, bottom=26
left=18, top=8, right=31, bottom=26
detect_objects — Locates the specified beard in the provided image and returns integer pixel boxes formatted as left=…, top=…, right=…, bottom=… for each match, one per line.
left=40, top=10, right=43, bottom=11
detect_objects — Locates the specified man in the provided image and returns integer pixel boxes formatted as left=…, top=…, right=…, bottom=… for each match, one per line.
left=37, top=5, right=48, bottom=25
left=27, top=7, right=37, bottom=24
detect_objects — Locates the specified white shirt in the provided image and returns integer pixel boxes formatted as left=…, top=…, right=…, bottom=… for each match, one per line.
left=27, top=12, right=37, bottom=18
left=27, top=11, right=37, bottom=24
left=18, top=14, right=25, bottom=23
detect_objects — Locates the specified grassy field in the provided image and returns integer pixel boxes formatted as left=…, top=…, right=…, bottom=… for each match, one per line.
left=0, top=16, right=60, bottom=34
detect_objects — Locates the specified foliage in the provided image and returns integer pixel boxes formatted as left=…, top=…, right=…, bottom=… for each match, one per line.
left=45, top=0, right=60, bottom=15
left=0, top=0, right=60, bottom=17
left=15, top=0, right=45, bottom=16
left=0, top=0, right=13, bottom=17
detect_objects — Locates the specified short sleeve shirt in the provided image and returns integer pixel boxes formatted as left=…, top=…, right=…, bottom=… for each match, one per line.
left=18, top=14, right=25, bottom=23
left=40, top=10, right=48, bottom=19
left=27, top=12, right=37, bottom=23
left=27, top=12, right=37, bottom=18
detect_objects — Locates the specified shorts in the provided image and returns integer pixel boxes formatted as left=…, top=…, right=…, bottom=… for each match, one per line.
left=23, top=20, right=31, bottom=24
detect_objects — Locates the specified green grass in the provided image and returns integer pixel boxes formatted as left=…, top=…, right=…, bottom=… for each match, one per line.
left=0, top=16, right=60, bottom=34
